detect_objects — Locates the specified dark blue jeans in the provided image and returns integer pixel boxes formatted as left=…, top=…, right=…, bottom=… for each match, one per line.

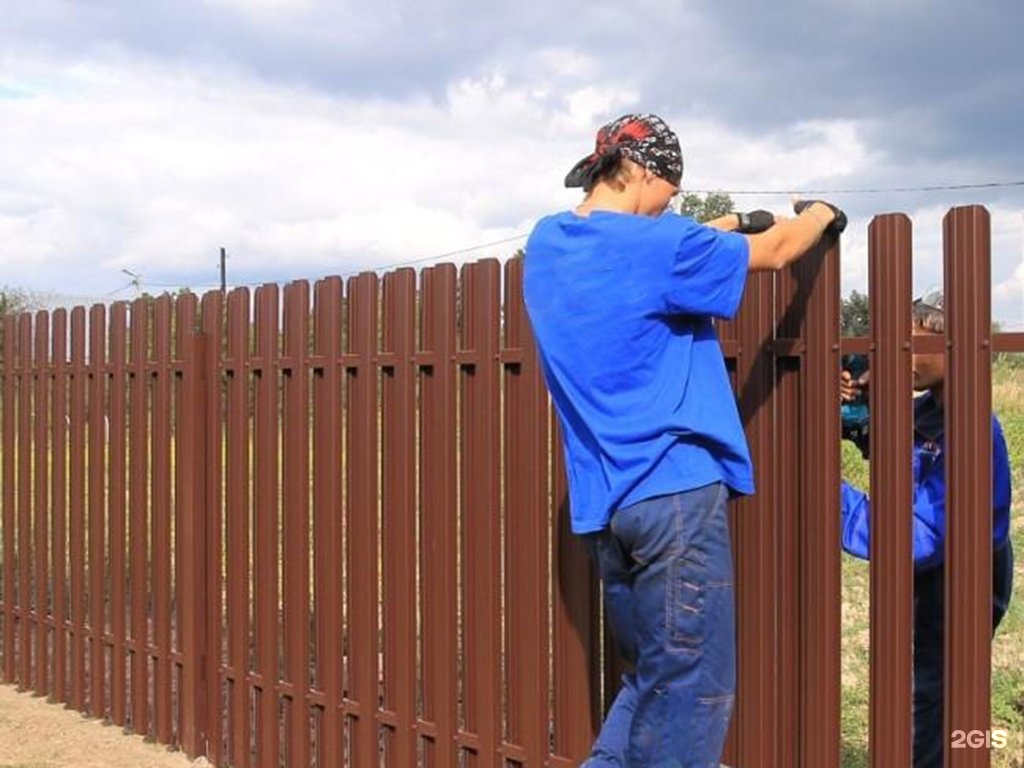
left=581, top=482, right=735, bottom=768
left=912, top=541, right=1015, bottom=768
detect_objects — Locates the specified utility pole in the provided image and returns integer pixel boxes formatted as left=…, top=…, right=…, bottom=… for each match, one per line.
left=220, top=247, right=227, bottom=292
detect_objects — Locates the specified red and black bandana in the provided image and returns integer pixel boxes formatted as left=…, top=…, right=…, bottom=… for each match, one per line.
left=564, top=113, right=683, bottom=189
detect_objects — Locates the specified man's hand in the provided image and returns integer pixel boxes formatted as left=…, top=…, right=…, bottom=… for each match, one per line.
left=794, top=199, right=848, bottom=234
left=736, top=210, right=775, bottom=234
left=840, top=369, right=869, bottom=402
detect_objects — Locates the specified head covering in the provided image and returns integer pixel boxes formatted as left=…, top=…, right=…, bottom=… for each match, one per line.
left=564, top=113, right=683, bottom=189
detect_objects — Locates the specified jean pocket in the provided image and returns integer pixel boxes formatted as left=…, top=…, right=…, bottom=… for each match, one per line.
left=666, top=553, right=704, bottom=653
left=695, top=692, right=735, bottom=764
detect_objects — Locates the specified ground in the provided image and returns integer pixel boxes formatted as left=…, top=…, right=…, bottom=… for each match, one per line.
left=0, top=684, right=205, bottom=768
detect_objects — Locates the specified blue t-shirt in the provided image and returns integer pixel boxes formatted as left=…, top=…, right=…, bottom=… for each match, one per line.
left=523, top=209, right=753, bottom=534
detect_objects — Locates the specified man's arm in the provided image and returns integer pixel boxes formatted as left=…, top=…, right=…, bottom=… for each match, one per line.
left=705, top=213, right=740, bottom=231
left=747, top=201, right=843, bottom=271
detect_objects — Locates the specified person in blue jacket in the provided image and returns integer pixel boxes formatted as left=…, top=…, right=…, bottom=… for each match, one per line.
left=840, top=290, right=1014, bottom=768
left=525, top=112, right=847, bottom=768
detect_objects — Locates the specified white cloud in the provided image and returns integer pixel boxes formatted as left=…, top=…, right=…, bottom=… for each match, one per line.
left=1, top=43, right=1020, bottom=328
left=201, top=0, right=317, bottom=19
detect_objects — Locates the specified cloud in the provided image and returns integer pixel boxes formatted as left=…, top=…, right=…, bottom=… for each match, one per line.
left=1, top=1, right=1022, bottom=323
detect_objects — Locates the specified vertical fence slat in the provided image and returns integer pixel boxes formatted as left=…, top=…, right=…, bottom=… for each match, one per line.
left=722, top=272, right=780, bottom=766
left=798, top=239, right=842, bottom=768
left=381, top=269, right=417, bottom=768
left=282, top=281, right=312, bottom=768
left=777, top=238, right=842, bottom=768
left=419, top=264, right=459, bottom=768
left=33, top=312, right=50, bottom=697
left=176, top=294, right=208, bottom=757
left=225, top=288, right=252, bottom=768
left=152, top=296, right=174, bottom=744
left=17, top=314, right=32, bottom=690
left=551, top=420, right=599, bottom=761
left=201, top=290, right=225, bottom=766
left=943, top=205, right=993, bottom=768
left=867, top=214, right=915, bottom=766
left=254, top=284, right=281, bottom=768
left=774, top=308, right=801, bottom=768
left=2, top=316, right=16, bottom=683
left=346, top=272, right=380, bottom=766
left=313, top=278, right=344, bottom=766
left=459, top=260, right=502, bottom=767
left=129, top=298, right=150, bottom=735
left=69, top=307, right=87, bottom=712
left=87, top=305, right=106, bottom=717
left=51, top=309, right=68, bottom=704
left=503, top=257, right=550, bottom=767
left=109, top=303, right=129, bottom=726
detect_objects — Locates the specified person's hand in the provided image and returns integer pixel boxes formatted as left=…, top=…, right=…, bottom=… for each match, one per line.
left=736, top=210, right=776, bottom=234
left=794, top=199, right=848, bottom=235
left=840, top=369, right=869, bottom=401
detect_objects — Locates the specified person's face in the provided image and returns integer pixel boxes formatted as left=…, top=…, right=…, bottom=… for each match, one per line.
left=911, top=325, right=945, bottom=391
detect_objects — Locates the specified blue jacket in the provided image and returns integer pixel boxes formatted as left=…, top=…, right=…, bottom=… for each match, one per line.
left=840, top=392, right=1012, bottom=571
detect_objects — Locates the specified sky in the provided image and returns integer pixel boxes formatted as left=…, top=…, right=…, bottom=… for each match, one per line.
left=1, top=0, right=1023, bottom=325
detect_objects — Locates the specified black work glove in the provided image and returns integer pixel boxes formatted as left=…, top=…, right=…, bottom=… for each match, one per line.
left=793, top=199, right=848, bottom=235
left=736, top=210, right=775, bottom=234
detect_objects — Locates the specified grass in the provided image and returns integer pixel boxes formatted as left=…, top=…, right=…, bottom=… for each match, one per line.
left=839, top=361, right=1024, bottom=766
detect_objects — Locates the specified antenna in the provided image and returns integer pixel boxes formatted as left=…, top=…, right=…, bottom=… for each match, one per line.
left=121, top=268, right=142, bottom=297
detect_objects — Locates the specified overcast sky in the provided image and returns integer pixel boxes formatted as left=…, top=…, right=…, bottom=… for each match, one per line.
left=2, top=0, right=1022, bottom=324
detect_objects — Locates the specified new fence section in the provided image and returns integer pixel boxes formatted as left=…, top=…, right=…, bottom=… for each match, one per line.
left=0, top=204, right=1021, bottom=767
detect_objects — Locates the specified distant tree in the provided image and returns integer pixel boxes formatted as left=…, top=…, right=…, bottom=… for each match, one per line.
left=0, top=286, right=38, bottom=318
left=678, top=191, right=734, bottom=223
left=841, top=290, right=870, bottom=336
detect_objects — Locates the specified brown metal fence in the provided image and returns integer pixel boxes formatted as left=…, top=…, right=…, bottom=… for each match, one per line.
left=0, top=204, right=1021, bottom=766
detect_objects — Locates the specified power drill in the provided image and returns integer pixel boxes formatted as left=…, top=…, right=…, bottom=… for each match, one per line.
left=841, top=354, right=869, bottom=458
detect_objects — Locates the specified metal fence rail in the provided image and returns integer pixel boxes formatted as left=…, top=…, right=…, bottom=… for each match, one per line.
left=0, top=204, right=1020, bottom=766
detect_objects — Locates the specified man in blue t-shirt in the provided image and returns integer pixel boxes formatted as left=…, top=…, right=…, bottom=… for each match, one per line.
left=840, top=292, right=1014, bottom=768
left=524, top=112, right=847, bottom=768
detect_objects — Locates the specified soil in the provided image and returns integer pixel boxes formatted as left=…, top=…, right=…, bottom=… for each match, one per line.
left=0, top=683, right=207, bottom=768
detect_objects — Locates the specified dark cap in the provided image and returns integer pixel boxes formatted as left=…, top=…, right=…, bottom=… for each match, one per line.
left=564, top=113, right=683, bottom=189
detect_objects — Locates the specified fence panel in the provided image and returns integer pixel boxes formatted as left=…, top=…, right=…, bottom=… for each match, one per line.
left=1, top=206, right=1021, bottom=767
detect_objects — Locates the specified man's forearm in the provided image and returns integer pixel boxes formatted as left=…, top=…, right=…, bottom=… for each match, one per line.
left=705, top=213, right=740, bottom=232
